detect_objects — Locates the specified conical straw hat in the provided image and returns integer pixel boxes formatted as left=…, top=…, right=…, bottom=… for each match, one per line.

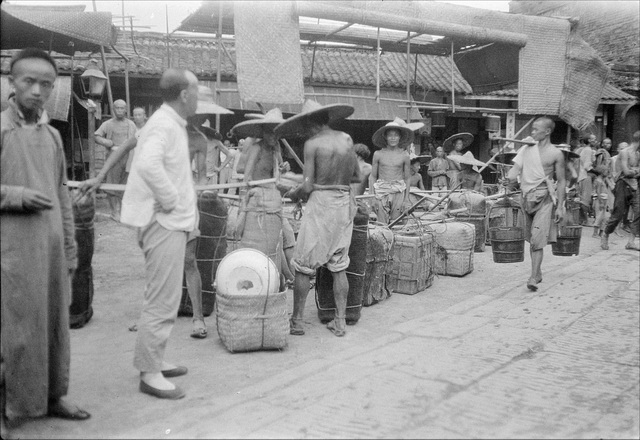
left=273, top=99, right=354, bottom=138
left=372, top=120, right=415, bottom=150
left=196, top=85, right=234, bottom=115
left=231, top=108, right=286, bottom=138
left=443, top=132, right=474, bottom=153
left=448, top=151, right=486, bottom=172
left=392, top=116, right=424, bottom=132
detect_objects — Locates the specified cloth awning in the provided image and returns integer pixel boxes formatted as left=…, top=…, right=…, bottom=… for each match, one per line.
left=1, top=75, right=71, bottom=121
left=0, top=4, right=118, bottom=56
left=201, top=81, right=422, bottom=121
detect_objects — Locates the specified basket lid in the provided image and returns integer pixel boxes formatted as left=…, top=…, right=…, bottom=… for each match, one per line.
left=215, top=248, right=280, bottom=296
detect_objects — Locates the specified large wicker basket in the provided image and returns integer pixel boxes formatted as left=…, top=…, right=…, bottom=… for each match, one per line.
left=215, top=290, right=289, bottom=353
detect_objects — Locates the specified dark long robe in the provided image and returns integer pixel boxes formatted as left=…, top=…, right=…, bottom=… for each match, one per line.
left=1, top=101, right=77, bottom=420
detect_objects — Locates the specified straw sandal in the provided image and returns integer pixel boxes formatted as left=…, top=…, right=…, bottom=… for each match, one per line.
left=289, top=318, right=305, bottom=336
left=625, top=242, right=640, bottom=251
left=326, top=316, right=346, bottom=337
left=190, top=320, right=207, bottom=339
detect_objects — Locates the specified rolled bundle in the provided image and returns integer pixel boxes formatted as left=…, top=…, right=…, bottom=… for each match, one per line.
left=70, top=191, right=96, bottom=329
left=179, top=191, right=228, bottom=317
left=237, top=185, right=283, bottom=271
left=448, top=190, right=486, bottom=215
left=362, top=222, right=394, bottom=306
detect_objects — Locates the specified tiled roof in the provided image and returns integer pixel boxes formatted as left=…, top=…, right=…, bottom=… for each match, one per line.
left=470, top=83, right=637, bottom=103
left=1, top=31, right=472, bottom=94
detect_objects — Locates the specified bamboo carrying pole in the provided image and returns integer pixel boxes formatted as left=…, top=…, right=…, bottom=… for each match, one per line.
left=66, top=177, right=279, bottom=193
left=279, top=139, right=304, bottom=171
left=389, top=182, right=462, bottom=228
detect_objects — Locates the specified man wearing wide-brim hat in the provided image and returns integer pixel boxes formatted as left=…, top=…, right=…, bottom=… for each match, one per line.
left=443, top=132, right=474, bottom=189
left=369, top=119, right=415, bottom=224
left=274, top=99, right=361, bottom=338
left=448, top=151, right=485, bottom=192
left=229, top=108, right=296, bottom=282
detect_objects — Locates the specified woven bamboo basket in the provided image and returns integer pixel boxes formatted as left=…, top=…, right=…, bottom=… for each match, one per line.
left=215, top=289, right=288, bottom=353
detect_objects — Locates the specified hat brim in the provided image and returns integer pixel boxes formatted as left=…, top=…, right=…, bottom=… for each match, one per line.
left=274, top=104, right=354, bottom=138
left=443, top=132, right=474, bottom=153
left=405, top=121, right=425, bottom=132
left=372, top=125, right=415, bottom=150
left=231, top=120, right=282, bottom=138
left=448, top=154, right=486, bottom=168
left=196, top=102, right=234, bottom=115
left=560, top=149, right=580, bottom=160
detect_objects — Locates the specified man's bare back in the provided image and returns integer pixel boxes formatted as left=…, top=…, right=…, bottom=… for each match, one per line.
left=306, top=128, right=359, bottom=187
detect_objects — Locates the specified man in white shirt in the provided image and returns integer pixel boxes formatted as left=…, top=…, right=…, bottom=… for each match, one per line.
left=121, top=68, right=199, bottom=400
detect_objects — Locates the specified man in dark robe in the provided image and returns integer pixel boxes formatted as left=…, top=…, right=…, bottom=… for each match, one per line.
left=1, top=48, right=90, bottom=432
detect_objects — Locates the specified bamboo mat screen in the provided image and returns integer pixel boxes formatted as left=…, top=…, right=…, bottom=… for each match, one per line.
left=559, top=31, right=609, bottom=130
left=233, top=1, right=304, bottom=104
left=517, top=16, right=569, bottom=116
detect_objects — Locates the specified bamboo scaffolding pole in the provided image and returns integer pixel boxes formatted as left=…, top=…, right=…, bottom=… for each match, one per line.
left=215, top=1, right=223, bottom=133
left=375, top=27, right=381, bottom=103
left=450, top=40, right=456, bottom=114
left=295, top=2, right=528, bottom=47
left=406, top=31, right=411, bottom=122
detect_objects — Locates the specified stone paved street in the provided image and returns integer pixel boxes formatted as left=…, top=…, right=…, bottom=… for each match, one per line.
left=5, top=212, right=639, bottom=439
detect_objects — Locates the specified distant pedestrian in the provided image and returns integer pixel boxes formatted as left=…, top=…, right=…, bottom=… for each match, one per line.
left=574, top=134, right=597, bottom=224
left=503, top=117, right=566, bottom=291
left=601, top=130, right=640, bottom=251
left=94, top=99, right=137, bottom=221
left=1, top=48, right=90, bottom=431
left=120, top=68, right=200, bottom=399
left=124, top=106, right=147, bottom=180
left=427, top=146, right=449, bottom=193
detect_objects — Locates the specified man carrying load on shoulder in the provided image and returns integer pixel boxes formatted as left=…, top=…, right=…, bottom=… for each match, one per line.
left=503, top=116, right=565, bottom=292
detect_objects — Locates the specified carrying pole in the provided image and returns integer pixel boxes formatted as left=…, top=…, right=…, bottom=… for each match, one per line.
left=389, top=182, right=462, bottom=228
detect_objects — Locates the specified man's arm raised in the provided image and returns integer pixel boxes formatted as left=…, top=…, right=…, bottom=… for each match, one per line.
left=75, top=135, right=138, bottom=200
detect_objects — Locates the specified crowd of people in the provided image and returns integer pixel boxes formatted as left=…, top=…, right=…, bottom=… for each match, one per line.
left=2, top=48, right=639, bottom=431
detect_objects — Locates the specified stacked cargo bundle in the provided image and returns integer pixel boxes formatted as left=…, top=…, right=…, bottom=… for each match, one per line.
left=385, top=221, right=436, bottom=295
left=429, top=221, right=475, bottom=277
